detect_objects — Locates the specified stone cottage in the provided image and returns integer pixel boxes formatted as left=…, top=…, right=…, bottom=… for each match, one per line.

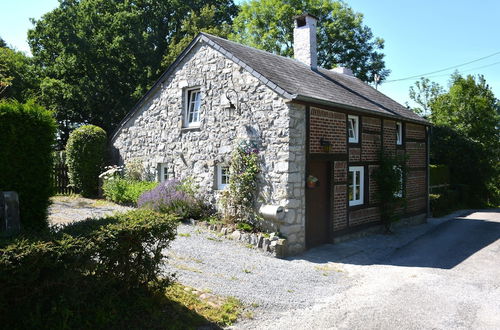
left=111, top=14, right=430, bottom=255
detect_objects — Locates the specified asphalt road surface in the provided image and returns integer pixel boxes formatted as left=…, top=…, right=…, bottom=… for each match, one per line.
left=236, top=210, right=500, bottom=330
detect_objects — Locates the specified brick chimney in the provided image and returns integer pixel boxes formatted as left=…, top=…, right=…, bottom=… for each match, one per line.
left=293, top=13, right=318, bottom=70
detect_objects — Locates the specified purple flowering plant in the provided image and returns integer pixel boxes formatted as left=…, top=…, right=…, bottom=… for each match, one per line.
left=138, top=179, right=208, bottom=219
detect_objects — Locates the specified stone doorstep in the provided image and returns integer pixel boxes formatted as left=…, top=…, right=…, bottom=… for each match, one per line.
left=187, top=219, right=288, bottom=258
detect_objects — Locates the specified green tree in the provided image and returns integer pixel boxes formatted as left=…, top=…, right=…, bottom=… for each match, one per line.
left=28, top=0, right=237, bottom=146
left=162, top=5, right=233, bottom=68
left=0, top=37, right=6, bottom=48
left=230, top=0, right=389, bottom=82
left=408, top=77, right=444, bottom=117
left=430, top=73, right=500, bottom=205
left=0, top=47, right=39, bottom=101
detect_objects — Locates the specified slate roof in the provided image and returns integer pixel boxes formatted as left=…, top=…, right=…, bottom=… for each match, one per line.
left=112, top=32, right=428, bottom=140
left=201, top=33, right=427, bottom=124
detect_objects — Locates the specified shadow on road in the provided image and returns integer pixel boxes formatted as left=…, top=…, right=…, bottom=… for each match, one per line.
left=290, top=210, right=500, bottom=270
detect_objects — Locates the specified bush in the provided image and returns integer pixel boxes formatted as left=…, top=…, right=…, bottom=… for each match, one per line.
left=430, top=164, right=450, bottom=186
left=0, top=209, right=178, bottom=328
left=66, top=125, right=107, bottom=197
left=138, top=179, right=210, bottom=219
left=0, top=100, right=57, bottom=230
left=103, top=177, right=158, bottom=206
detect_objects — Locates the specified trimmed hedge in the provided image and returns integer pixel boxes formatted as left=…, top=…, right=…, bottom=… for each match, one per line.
left=66, top=125, right=107, bottom=197
left=0, top=100, right=57, bottom=229
left=103, top=178, right=158, bottom=206
left=0, top=209, right=178, bottom=328
left=430, top=164, right=450, bottom=186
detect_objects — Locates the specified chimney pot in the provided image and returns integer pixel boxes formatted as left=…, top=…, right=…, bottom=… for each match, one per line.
left=293, top=13, right=318, bottom=70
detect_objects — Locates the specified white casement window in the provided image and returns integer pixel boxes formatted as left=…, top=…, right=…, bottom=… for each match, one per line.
left=348, top=166, right=364, bottom=206
left=348, top=115, right=359, bottom=143
left=158, top=163, right=168, bottom=182
left=184, top=88, right=201, bottom=127
left=217, top=164, right=230, bottom=190
left=396, top=122, right=403, bottom=145
left=394, top=165, right=403, bottom=197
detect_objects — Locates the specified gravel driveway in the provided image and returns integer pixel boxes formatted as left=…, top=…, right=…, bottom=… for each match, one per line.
left=168, top=210, right=500, bottom=329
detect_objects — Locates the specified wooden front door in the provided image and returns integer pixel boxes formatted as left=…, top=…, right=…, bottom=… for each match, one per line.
left=306, top=160, right=331, bottom=248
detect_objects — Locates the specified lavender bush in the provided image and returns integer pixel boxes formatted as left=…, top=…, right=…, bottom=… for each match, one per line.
left=138, top=179, right=210, bottom=219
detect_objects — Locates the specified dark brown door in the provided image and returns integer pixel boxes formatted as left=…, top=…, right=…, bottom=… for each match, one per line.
left=306, top=160, right=331, bottom=248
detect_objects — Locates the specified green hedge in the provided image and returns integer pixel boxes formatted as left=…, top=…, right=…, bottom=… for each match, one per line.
left=0, top=100, right=57, bottom=229
left=430, top=164, right=450, bottom=186
left=0, top=209, right=178, bottom=328
left=66, top=125, right=107, bottom=197
left=103, top=178, right=158, bottom=206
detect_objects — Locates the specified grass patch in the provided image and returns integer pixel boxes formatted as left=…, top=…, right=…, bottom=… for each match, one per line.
left=207, top=237, right=222, bottom=242
left=173, top=263, right=203, bottom=273
left=166, top=283, right=242, bottom=327
left=242, top=269, right=252, bottom=274
left=178, top=233, right=191, bottom=237
left=314, top=264, right=344, bottom=273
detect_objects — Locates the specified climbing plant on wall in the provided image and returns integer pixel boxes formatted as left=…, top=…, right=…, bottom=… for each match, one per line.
left=220, top=140, right=260, bottom=224
left=373, top=148, right=409, bottom=232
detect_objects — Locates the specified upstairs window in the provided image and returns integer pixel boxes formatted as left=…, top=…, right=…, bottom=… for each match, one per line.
left=348, top=166, right=364, bottom=206
left=348, top=115, right=359, bottom=143
left=396, top=122, right=403, bottom=145
left=217, top=164, right=230, bottom=190
left=184, top=88, right=201, bottom=127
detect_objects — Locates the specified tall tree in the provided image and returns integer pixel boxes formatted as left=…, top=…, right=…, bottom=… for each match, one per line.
left=408, top=77, right=444, bottom=117
left=230, top=0, right=389, bottom=82
left=162, top=5, right=233, bottom=69
left=0, top=37, right=7, bottom=48
left=0, top=47, right=38, bottom=100
left=28, top=0, right=237, bottom=145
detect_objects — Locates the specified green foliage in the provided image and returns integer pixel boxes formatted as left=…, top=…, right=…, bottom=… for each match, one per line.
left=103, top=178, right=158, bottom=206
left=372, top=149, right=408, bottom=230
left=162, top=4, right=234, bottom=68
left=0, top=47, right=38, bottom=101
left=230, top=0, right=389, bottom=82
left=0, top=100, right=57, bottom=230
left=236, top=222, right=254, bottom=232
left=66, top=125, right=107, bottom=197
left=28, top=0, right=237, bottom=146
left=430, top=189, right=466, bottom=217
left=408, top=77, right=444, bottom=117
left=429, top=164, right=450, bottom=186
left=0, top=209, right=178, bottom=328
left=221, top=141, right=260, bottom=224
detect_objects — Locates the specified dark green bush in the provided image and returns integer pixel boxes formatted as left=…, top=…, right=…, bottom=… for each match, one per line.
left=103, top=178, right=158, bottom=206
left=0, top=100, right=57, bottom=229
left=429, top=164, right=450, bottom=186
left=66, top=125, right=107, bottom=197
left=0, top=209, right=178, bottom=329
left=430, top=189, right=465, bottom=217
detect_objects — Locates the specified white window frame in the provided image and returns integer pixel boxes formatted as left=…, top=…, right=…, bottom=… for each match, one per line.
left=394, top=165, right=404, bottom=198
left=158, top=163, right=168, bottom=182
left=184, top=88, right=201, bottom=127
left=216, top=164, right=230, bottom=190
left=348, top=115, right=359, bottom=143
left=348, top=166, right=364, bottom=206
left=396, top=122, right=403, bottom=145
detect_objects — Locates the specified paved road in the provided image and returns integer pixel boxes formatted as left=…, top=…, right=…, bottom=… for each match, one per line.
left=236, top=210, right=500, bottom=330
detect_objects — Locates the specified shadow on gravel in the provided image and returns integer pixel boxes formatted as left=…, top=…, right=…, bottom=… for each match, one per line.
left=290, top=210, right=500, bottom=270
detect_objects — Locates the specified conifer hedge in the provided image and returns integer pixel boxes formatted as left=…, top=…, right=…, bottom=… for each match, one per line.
left=0, top=100, right=57, bottom=229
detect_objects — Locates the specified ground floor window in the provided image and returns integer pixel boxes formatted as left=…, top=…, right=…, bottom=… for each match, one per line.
left=349, top=166, right=364, bottom=206
left=158, top=163, right=168, bottom=182
left=217, top=164, right=230, bottom=190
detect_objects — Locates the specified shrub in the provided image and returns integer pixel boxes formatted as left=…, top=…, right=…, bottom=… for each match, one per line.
left=430, top=164, right=450, bottom=187
left=103, top=177, right=158, bottom=206
left=0, top=209, right=178, bottom=328
left=66, top=125, right=107, bottom=197
left=138, top=179, right=210, bottom=219
left=0, top=100, right=57, bottom=230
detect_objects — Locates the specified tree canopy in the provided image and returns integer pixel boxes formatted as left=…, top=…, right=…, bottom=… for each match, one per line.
left=230, top=0, right=389, bottom=82
left=0, top=47, right=38, bottom=101
left=28, top=0, right=237, bottom=145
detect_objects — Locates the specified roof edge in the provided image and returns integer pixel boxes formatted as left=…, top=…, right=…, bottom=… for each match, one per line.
left=293, top=95, right=430, bottom=126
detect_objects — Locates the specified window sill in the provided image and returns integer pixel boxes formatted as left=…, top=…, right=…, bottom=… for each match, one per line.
left=181, top=126, right=201, bottom=132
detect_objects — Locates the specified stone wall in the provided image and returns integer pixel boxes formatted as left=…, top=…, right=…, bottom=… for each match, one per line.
left=112, top=42, right=306, bottom=255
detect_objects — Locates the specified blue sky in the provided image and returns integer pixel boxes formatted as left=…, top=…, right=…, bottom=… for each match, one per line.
left=1, top=0, right=499, bottom=106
